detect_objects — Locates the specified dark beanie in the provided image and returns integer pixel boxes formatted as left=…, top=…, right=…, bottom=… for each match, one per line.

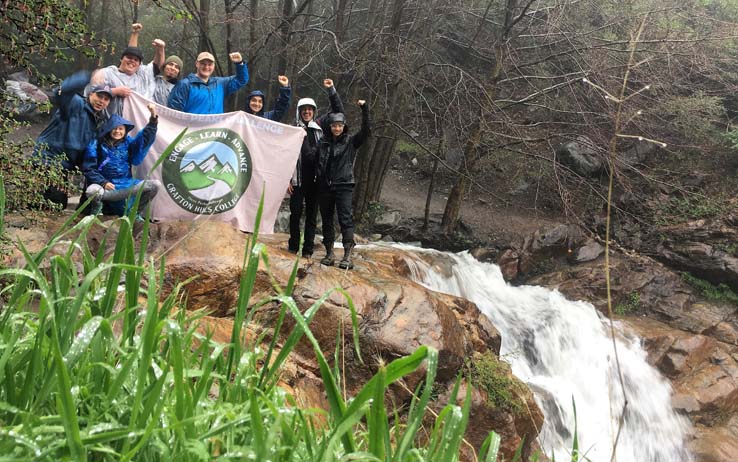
left=120, top=46, right=144, bottom=61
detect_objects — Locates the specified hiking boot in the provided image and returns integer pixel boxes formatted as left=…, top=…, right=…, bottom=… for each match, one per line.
left=320, top=243, right=335, bottom=266
left=338, top=243, right=354, bottom=270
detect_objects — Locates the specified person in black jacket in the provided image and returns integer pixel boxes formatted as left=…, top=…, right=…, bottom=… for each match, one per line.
left=317, top=99, right=371, bottom=269
left=288, top=78, right=344, bottom=257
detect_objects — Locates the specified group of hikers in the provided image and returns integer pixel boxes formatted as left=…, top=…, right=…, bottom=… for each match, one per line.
left=33, top=23, right=371, bottom=270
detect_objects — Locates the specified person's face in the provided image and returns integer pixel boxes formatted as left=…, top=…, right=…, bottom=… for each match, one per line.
left=119, top=54, right=142, bottom=75
left=195, top=59, right=214, bottom=80
left=300, top=106, right=314, bottom=123
left=249, top=96, right=264, bottom=113
left=109, top=125, right=126, bottom=141
left=163, top=61, right=181, bottom=79
left=330, top=122, right=345, bottom=137
left=88, top=92, right=111, bottom=112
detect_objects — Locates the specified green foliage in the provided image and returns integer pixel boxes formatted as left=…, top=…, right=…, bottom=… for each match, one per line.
left=0, top=189, right=502, bottom=461
left=0, top=118, right=75, bottom=211
left=1, top=0, right=101, bottom=75
left=395, top=139, right=425, bottom=156
left=654, top=194, right=729, bottom=224
left=465, top=351, right=526, bottom=415
left=0, top=0, right=104, bottom=213
left=655, top=92, right=724, bottom=145
left=681, top=272, right=738, bottom=306
left=615, top=291, right=641, bottom=316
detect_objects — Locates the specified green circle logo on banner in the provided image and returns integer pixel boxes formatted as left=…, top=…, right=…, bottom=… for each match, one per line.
left=162, top=128, right=252, bottom=214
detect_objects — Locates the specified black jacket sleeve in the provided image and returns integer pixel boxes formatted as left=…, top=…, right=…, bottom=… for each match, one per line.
left=351, top=105, right=372, bottom=149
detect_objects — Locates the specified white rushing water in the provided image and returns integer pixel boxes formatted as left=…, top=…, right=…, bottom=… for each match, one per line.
left=402, top=248, right=692, bottom=462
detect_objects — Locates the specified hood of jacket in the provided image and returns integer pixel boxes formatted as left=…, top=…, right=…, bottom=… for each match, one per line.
left=99, top=113, right=134, bottom=140
left=245, top=90, right=266, bottom=116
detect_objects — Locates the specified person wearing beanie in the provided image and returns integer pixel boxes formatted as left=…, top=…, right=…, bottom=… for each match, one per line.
left=153, top=55, right=183, bottom=105
left=287, top=78, right=344, bottom=258
left=81, top=103, right=160, bottom=218
left=167, top=51, right=249, bottom=114
left=244, top=75, right=291, bottom=122
left=89, top=23, right=166, bottom=114
left=316, top=99, right=371, bottom=270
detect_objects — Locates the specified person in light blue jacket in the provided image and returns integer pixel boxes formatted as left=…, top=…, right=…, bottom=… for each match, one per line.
left=82, top=104, right=160, bottom=217
left=167, top=51, right=248, bottom=114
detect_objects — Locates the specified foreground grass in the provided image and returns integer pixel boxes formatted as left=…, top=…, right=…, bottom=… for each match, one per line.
left=0, top=179, right=502, bottom=462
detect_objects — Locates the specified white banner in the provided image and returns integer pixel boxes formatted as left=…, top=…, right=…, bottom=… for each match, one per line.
left=122, top=92, right=303, bottom=233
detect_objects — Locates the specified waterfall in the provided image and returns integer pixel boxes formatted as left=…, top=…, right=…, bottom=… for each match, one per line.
left=401, top=247, right=692, bottom=462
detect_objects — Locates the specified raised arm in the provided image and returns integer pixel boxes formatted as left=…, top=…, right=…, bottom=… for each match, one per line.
left=128, top=23, right=142, bottom=47
left=152, top=39, right=165, bottom=70
left=129, top=104, right=159, bottom=166
left=225, top=52, right=249, bottom=96
left=267, top=75, right=291, bottom=122
left=351, top=100, right=371, bottom=149
left=316, top=78, right=344, bottom=129
left=55, top=71, right=91, bottom=118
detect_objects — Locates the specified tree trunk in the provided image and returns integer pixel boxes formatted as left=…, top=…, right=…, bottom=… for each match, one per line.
left=441, top=123, right=481, bottom=234
left=424, top=130, right=444, bottom=230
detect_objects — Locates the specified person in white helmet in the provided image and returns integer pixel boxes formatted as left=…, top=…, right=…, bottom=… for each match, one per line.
left=288, top=78, right=344, bottom=257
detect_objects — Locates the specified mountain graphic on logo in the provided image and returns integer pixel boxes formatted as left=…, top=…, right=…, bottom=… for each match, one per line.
left=181, top=154, right=238, bottom=190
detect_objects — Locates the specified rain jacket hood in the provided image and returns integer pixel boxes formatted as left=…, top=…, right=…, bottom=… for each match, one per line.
left=245, top=90, right=266, bottom=115
left=99, top=114, right=134, bottom=141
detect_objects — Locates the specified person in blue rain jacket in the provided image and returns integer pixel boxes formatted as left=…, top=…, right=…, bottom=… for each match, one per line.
left=82, top=104, right=160, bottom=216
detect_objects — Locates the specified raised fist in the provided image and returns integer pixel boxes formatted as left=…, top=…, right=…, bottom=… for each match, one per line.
left=323, top=79, right=334, bottom=89
left=357, top=99, right=366, bottom=106
left=131, top=23, right=143, bottom=33
left=152, top=39, right=165, bottom=49
left=278, top=75, right=289, bottom=87
left=229, top=52, right=243, bottom=63
left=147, top=103, right=157, bottom=118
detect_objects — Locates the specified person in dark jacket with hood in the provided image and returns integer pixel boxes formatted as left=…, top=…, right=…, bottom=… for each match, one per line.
left=317, top=99, right=371, bottom=269
left=288, top=78, right=344, bottom=257
left=33, top=71, right=111, bottom=209
left=82, top=104, right=160, bottom=217
left=244, top=75, right=291, bottom=122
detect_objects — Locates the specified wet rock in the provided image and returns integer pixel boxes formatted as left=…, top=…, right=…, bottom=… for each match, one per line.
left=627, top=319, right=738, bottom=426
left=571, top=239, right=604, bottom=263
left=497, top=249, right=520, bottom=282
left=470, top=246, right=499, bottom=263
left=375, top=210, right=402, bottom=228
left=555, top=136, right=606, bottom=177
left=652, top=215, right=738, bottom=291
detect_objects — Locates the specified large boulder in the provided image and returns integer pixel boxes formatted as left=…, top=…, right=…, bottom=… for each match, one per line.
left=555, top=136, right=606, bottom=177
left=653, top=214, right=738, bottom=292
left=2, top=215, right=542, bottom=461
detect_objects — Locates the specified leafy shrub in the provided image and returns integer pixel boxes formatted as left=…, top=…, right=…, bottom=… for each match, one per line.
left=681, top=272, right=738, bottom=306
left=615, top=291, right=641, bottom=316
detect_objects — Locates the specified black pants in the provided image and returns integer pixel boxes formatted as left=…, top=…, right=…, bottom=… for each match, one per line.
left=288, top=181, right=319, bottom=254
left=319, top=185, right=354, bottom=246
